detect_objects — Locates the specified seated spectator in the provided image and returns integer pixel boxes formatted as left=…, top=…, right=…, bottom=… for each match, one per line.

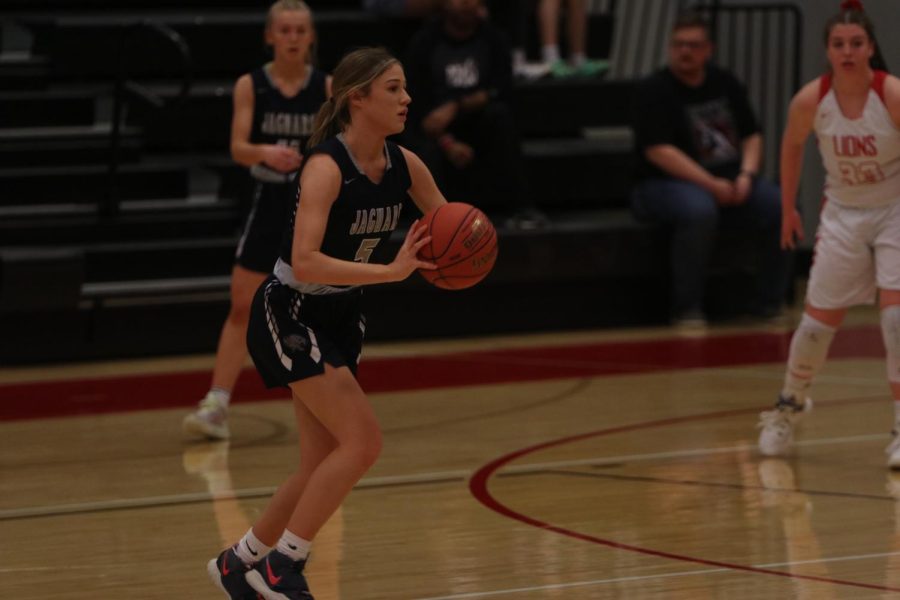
left=404, top=0, right=546, bottom=228
left=630, top=11, right=789, bottom=328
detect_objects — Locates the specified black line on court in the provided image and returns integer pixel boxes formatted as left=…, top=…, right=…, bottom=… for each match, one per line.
left=499, top=469, right=899, bottom=502
left=0, top=475, right=466, bottom=522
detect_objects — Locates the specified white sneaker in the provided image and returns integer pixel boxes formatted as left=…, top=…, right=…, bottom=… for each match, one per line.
left=183, top=393, right=230, bottom=440
left=513, top=61, right=552, bottom=80
left=885, top=432, right=900, bottom=469
left=757, top=396, right=812, bottom=457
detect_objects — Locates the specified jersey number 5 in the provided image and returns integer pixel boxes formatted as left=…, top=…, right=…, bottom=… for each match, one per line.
left=355, top=238, right=380, bottom=263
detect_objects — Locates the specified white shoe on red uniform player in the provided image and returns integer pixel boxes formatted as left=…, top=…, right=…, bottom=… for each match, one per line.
left=757, top=395, right=813, bottom=456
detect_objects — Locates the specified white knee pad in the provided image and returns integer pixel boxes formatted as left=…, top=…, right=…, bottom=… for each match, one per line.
left=883, top=305, right=900, bottom=385
left=792, top=313, right=838, bottom=359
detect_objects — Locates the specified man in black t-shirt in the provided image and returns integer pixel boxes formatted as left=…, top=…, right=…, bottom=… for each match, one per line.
left=404, top=0, right=544, bottom=227
left=631, top=12, right=789, bottom=327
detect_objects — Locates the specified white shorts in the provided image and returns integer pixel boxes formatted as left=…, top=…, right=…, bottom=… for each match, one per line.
left=806, top=198, right=900, bottom=309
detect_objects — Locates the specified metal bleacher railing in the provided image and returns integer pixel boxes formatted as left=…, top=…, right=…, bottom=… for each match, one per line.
left=106, top=19, right=193, bottom=217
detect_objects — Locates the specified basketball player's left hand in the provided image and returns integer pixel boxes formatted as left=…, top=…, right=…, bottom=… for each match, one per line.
left=388, top=220, right=435, bottom=281
left=781, top=209, right=804, bottom=249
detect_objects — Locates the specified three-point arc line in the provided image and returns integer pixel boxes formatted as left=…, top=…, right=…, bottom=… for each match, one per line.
left=468, top=400, right=900, bottom=592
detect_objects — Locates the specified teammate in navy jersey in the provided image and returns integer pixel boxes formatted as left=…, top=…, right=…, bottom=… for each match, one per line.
left=756, top=1, right=900, bottom=465
left=205, top=47, right=447, bottom=599
left=184, top=0, right=332, bottom=441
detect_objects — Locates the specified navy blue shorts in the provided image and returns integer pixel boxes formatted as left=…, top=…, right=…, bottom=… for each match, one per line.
left=246, top=276, right=366, bottom=389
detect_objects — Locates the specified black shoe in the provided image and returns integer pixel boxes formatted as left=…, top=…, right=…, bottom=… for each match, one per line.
left=245, top=550, right=314, bottom=599
left=207, top=546, right=259, bottom=600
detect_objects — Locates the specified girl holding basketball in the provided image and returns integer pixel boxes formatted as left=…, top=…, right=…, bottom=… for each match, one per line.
left=756, top=1, right=900, bottom=465
left=206, top=47, right=447, bottom=599
left=183, top=0, right=331, bottom=441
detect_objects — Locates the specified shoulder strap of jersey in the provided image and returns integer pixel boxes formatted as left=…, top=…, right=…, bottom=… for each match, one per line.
left=385, top=141, right=412, bottom=190
left=250, top=66, right=272, bottom=94
left=818, top=73, right=832, bottom=102
left=872, top=69, right=887, bottom=102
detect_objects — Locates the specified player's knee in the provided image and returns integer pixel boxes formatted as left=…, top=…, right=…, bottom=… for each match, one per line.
left=347, top=427, right=382, bottom=472
left=228, top=297, right=254, bottom=323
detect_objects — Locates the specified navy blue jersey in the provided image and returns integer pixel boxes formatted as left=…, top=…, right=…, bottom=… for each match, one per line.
left=274, top=135, right=412, bottom=292
left=249, top=65, right=328, bottom=182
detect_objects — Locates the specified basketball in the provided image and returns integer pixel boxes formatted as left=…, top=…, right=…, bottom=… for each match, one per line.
left=416, top=202, right=498, bottom=290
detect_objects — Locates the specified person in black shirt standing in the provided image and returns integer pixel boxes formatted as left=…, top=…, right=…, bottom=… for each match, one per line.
left=205, top=47, right=447, bottom=600
left=184, top=0, right=331, bottom=440
left=405, top=0, right=544, bottom=227
left=631, top=11, right=788, bottom=327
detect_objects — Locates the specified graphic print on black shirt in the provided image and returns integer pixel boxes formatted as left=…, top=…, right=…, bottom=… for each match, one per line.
left=685, top=98, right=740, bottom=168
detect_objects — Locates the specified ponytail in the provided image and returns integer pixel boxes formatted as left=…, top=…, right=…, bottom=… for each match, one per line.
left=307, top=98, right=346, bottom=150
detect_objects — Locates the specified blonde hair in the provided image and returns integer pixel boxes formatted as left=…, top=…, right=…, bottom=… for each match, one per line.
left=266, top=0, right=311, bottom=29
left=265, top=0, right=315, bottom=64
left=307, top=47, right=400, bottom=149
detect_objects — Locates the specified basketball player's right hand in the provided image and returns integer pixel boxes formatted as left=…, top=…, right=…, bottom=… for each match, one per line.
left=389, top=220, right=434, bottom=281
left=263, top=145, right=303, bottom=173
left=781, top=209, right=804, bottom=249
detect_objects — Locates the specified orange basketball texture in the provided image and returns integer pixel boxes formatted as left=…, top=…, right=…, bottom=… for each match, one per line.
left=416, top=203, right=498, bottom=290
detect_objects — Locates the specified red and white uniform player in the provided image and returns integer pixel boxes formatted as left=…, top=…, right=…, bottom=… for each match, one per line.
left=810, top=70, right=900, bottom=309
left=757, top=4, right=900, bottom=466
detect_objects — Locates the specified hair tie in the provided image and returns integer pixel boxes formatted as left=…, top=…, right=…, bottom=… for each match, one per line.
left=841, top=0, right=863, bottom=11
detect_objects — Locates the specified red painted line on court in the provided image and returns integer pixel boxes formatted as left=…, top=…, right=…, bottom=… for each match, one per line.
left=468, top=399, right=900, bottom=592
left=0, top=325, right=884, bottom=421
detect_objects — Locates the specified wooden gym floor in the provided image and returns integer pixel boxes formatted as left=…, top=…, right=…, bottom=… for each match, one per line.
left=1, top=305, right=897, bottom=599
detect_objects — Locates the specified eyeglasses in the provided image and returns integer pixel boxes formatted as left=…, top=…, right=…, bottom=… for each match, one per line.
left=670, top=40, right=708, bottom=50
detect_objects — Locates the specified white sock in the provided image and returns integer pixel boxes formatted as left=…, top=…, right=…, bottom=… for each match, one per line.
left=235, top=528, right=272, bottom=565
left=570, top=52, right=587, bottom=67
left=781, top=313, right=837, bottom=401
left=277, top=529, right=312, bottom=562
left=541, top=45, right=560, bottom=63
left=208, top=387, right=232, bottom=409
